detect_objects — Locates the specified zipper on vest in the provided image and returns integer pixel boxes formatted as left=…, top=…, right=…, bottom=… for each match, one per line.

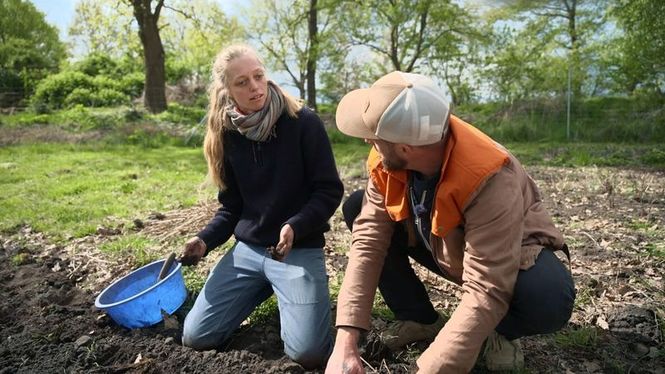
left=410, top=179, right=449, bottom=277
left=410, top=184, right=433, bottom=253
left=412, top=188, right=432, bottom=252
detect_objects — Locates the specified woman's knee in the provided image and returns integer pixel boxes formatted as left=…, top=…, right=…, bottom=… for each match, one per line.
left=181, top=326, right=217, bottom=351
left=182, top=315, right=231, bottom=351
left=285, top=340, right=332, bottom=369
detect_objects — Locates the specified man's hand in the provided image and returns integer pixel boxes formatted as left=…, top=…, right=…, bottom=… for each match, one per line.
left=179, top=236, right=206, bottom=266
left=325, top=327, right=365, bottom=374
left=269, top=224, right=294, bottom=261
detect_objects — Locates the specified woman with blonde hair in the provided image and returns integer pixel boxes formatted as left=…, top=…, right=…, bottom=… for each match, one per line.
left=179, top=44, right=343, bottom=369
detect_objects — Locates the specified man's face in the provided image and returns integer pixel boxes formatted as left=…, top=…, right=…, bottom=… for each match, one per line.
left=367, top=139, right=407, bottom=171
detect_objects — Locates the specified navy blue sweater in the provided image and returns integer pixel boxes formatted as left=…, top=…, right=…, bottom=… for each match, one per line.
left=197, top=108, right=344, bottom=253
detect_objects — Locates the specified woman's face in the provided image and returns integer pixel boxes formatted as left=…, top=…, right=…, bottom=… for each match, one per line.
left=226, top=54, right=268, bottom=114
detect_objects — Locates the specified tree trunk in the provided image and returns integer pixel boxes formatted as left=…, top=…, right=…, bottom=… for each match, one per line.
left=565, top=0, right=581, bottom=98
left=131, top=0, right=167, bottom=113
left=306, top=0, right=318, bottom=111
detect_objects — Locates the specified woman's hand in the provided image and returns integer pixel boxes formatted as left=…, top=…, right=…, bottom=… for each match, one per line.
left=270, top=224, right=294, bottom=261
left=179, top=237, right=206, bottom=266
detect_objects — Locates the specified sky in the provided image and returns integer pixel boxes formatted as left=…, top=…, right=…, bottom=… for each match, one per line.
left=32, top=0, right=76, bottom=39
left=31, top=0, right=242, bottom=40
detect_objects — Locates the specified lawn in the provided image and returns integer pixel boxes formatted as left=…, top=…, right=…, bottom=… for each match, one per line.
left=0, top=143, right=210, bottom=239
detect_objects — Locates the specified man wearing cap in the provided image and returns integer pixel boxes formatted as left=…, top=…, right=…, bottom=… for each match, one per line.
left=326, top=71, right=575, bottom=373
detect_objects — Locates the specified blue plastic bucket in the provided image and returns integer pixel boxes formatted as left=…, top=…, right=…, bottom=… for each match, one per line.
left=95, top=258, right=187, bottom=329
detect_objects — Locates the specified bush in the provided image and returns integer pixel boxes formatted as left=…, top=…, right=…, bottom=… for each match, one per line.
left=119, top=72, right=144, bottom=98
left=165, top=59, right=192, bottom=85
left=152, top=103, right=206, bottom=124
left=94, top=89, right=129, bottom=107
left=63, top=88, right=95, bottom=107
left=91, top=76, right=123, bottom=91
left=75, top=53, right=118, bottom=77
left=0, top=68, right=24, bottom=107
left=32, top=71, right=94, bottom=111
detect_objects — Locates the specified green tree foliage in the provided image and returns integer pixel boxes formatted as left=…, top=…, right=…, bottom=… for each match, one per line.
left=329, top=0, right=482, bottom=105
left=610, top=0, right=665, bottom=94
left=482, top=20, right=569, bottom=101
left=68, top=0, right=142, bottom=60
left=338, top=0, right=476, bottom=74
left=68, top=0, right=242, bottom=107
left=161, top=0, right=244, bottom=86
left=32, top=54, right=144, bottom=111
left=0, top=0, right=66, bottom=106
left=486, top=0, right=609, bottom=99
left=247, top=0, right=343, bottom=107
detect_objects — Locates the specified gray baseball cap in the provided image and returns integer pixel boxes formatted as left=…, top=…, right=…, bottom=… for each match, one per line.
left=336, top=71, right=450, bottom=146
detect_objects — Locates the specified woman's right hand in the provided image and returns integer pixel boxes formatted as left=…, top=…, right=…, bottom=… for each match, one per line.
left=179, top=237, right=206, bottom=266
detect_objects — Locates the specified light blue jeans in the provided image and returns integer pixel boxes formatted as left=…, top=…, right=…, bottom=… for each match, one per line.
left=182, top=241, right=332, bottom=369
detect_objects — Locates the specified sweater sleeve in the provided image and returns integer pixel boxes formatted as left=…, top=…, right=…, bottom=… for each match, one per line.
left=284, top=111, right=344, bottom=240
left=417, top=167, right=524, bottom=373
left=196, top=157, right=243, bottom=254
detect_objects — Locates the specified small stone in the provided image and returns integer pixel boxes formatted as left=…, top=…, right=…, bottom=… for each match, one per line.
left=74, top=335, right=92, bottom=348
left=164, top=337, right=174, bottom=344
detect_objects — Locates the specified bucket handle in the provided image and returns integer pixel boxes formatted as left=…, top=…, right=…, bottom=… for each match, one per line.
left=158, top=253, right=177, bottom=281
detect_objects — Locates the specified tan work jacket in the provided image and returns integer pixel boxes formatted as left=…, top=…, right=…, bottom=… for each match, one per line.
left=336, top=116, right=565, bottom=373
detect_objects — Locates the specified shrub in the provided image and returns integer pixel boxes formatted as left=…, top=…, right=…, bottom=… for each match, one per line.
left=94, top=89, right=129, bottom=107
left=119, top=72, right=144, bottom=98
left=75, top=53, right=118, bottom=77
left=153, top=103, right=206, bottom=124
left=0, top=68, right=24, bottom=107
left=165, top=59, right=192, bottom=85
left=63, top=87, right=95, bottom=107
left=92, top=76, right=123, bottom=91
left=32, top=71, right=94, bottom=110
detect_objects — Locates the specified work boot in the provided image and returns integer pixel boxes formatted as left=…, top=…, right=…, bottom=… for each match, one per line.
left=484, top=331, right=524, bottom=371
left=380, top=312, right=446, bottom=351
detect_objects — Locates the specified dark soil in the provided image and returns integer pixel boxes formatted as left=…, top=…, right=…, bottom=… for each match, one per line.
left=1, top=166, right=664, bottom=373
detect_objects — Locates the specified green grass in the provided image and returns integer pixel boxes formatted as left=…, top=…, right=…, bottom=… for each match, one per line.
left=328, top=138, right=665, bottom=169
left=553, top=327, right=598, bottom=349
left=2, top=130, right=661, bottom=243
left=248, top=295, right=279, bottom=325
left=98, top=234, right=162, bottom=267
left=0, top=142, right=209, bottom=240
left=456, top=95, right=665, bottom=143
left=505, top=142, right=665, bottom=168
left=0, top=104, right=205, bottom=131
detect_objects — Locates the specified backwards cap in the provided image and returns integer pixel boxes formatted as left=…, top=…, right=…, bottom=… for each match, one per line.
left=336, top=71, right=449, bottom=146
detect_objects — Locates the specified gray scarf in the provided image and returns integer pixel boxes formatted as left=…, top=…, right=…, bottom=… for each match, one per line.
left=225, top=81, right=285, bottom=142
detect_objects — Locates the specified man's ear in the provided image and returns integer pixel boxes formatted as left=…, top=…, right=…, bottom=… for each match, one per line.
left=397, top=143, right=415, bottom=156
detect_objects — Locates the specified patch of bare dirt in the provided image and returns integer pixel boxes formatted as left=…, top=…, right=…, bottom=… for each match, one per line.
left=1, top=166, right=664, bottom=373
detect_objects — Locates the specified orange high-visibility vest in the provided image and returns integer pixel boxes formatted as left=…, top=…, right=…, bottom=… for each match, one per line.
left=367, top=115, right=510, bottom=237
